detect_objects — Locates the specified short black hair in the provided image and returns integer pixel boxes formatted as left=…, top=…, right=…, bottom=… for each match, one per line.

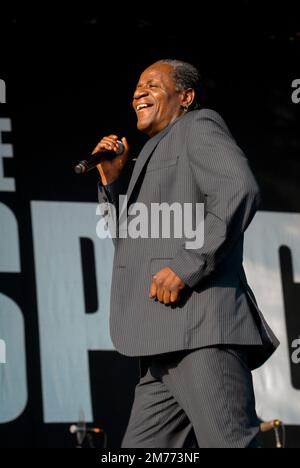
left=154, top=59, right=201, bottom=110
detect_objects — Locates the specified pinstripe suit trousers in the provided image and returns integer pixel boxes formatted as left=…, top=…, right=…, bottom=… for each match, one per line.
left=121, top=346, right=261, bottom=448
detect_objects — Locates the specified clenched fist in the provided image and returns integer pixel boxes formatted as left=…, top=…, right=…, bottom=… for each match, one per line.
left=150, top=267, right=186, bottom=305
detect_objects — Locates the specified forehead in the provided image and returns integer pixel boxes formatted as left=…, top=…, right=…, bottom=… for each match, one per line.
left=137, top=64, right=176, bottom=86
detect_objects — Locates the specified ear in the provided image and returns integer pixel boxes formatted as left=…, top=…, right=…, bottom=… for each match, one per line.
left=180, top=88, right=195, bottom=108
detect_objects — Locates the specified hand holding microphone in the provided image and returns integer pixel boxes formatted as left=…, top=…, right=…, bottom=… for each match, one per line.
left=75, top=135, right=130, bottom=185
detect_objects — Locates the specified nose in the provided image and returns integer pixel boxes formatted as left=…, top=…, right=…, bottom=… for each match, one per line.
left=133, top=86, right=148, bottom=101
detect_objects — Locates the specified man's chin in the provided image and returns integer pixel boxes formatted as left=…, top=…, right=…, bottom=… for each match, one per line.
left=137, top=121, right=151, bottom=135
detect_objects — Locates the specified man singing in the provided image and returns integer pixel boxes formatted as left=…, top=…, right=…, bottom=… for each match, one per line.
left=95, top=59, right=279, bottom=448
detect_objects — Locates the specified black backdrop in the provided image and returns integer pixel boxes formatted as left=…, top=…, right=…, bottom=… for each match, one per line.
left=0, top=3, right=300, bottom=448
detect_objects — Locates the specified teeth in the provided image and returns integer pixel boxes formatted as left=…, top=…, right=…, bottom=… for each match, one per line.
left=137, top=104, right=149, bottom=111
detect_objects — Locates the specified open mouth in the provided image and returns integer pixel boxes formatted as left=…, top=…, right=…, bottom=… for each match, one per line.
left=136, top=103, right=153, bottom=112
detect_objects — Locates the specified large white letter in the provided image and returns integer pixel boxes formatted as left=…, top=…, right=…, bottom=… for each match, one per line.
left=0, top=203, right=27, bottom=423
left=0, top=119, right=15, bottom=192
left=31, top=201, right=115, bottom=423
left=0, top=339, right=6, bottom=364
left=244, top=211, right=300, bottom=424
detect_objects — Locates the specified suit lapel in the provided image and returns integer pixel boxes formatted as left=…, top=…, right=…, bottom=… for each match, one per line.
left=125, top=119, right=179, bottom=204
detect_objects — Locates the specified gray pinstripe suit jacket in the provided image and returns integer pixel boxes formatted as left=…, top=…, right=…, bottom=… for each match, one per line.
left=98, top=109, right=279, bottom=370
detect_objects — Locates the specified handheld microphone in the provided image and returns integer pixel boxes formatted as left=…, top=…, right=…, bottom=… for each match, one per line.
left=74, top=139, right=125, bottom=174
left=260, top=419, right=282, bottom=433
left=69, top=424, right=102, bottom=434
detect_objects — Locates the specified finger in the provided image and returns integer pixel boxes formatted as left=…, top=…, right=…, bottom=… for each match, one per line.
left=92, top=142, right=113, bottom=155
left=92, top=136, right=119, bottom=154
left=101, top=137, right=120, bottom=152
left=120, top=136, right=129, bottom=153
left=149, top=280, right=157, bottom=299
left=157, top=287, right=164, bottom=303
left=170, top=290, right=180, bottom=304
left=163, top=290, right=171, bottom=305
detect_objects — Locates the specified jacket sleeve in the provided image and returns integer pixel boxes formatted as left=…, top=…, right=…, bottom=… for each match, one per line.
left=98, top=159, right=135, bottom=205
left=97, top=159, right=136, bottom=239
left=168, top=110, right=261, bottom=289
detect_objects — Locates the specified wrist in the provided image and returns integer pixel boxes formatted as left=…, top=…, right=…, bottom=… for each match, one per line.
left=97, top=167, right=119, bottom=186
left=101, top=174, right=119, bottom=186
